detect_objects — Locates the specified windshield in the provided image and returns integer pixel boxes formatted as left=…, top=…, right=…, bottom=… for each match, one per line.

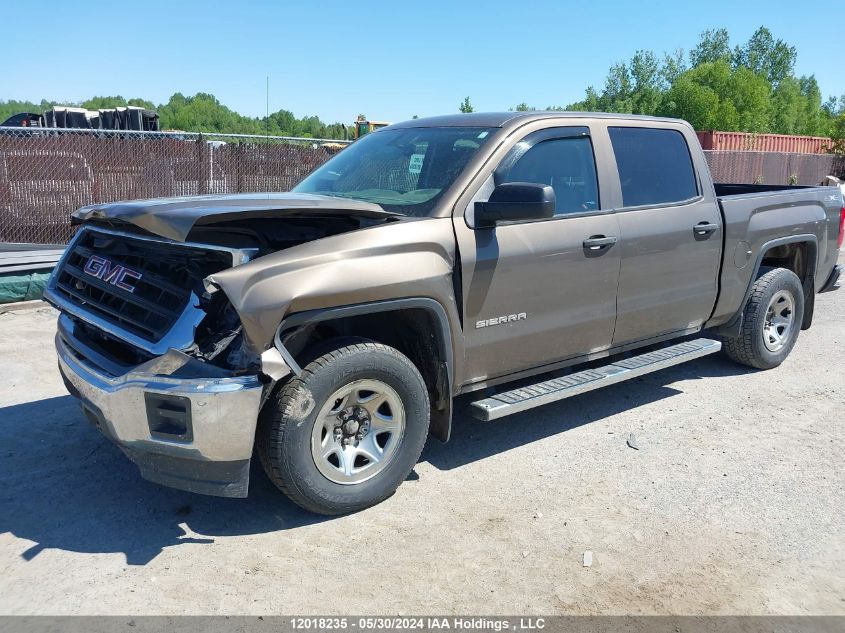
left=293, top=127, right=495, bottom=216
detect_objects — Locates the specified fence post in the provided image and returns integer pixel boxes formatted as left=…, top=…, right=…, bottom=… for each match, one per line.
left=236, top=142, right=243, bottom=194
left=197, top=134, right=208, bottom=195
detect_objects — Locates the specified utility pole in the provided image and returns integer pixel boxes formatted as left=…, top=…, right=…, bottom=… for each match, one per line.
left=266, top=76, right=270, bottom=136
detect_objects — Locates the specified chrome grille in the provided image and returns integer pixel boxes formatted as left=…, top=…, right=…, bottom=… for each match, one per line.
left=51, top=228, right=234, bottom=344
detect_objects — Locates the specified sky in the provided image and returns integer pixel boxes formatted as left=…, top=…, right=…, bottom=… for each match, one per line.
left=1, top=0, right=840, bottom=124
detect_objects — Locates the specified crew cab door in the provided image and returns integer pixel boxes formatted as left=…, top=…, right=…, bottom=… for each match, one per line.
left=603, top=124, right=722, bottom=345
left=453, top=125, right=621, bottom=385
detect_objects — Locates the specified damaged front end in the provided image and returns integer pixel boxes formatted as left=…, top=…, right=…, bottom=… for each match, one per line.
left=47, top=192, right=458, bottom=497
left=47, top=205, right=394, bottom=377
left=190, top=286, right=261, bottom=374
left=43, top=224, right=295, bottom=498
left=192, top=280, right=294, bottom=384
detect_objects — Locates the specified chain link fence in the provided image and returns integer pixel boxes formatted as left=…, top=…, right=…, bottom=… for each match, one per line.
left=705, top=150, right=845, bottom=187
left=1, top=126, right=844, bottom=246
left=0, top=127, right=350, bottom=244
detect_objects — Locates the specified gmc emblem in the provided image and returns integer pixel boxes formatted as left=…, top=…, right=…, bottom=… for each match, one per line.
left=82, top=255, right=143, bottom=293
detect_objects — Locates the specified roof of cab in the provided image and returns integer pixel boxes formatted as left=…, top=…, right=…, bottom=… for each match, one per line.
left=389, top=111, right=687, bottom=129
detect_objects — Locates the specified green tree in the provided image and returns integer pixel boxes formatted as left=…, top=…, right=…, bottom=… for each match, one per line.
left=601, top=61, right=634, bottom=112
left=630, top=50, right=662, bottom=115
left=822, top=95, right=844, bottom=118
left=659, top=60, right=770, bottom=131
left=0, top=99, right=49, bottom=123
left=661, top=75, right=722, bottom=129
left=1, top=93, right=347, bottom=138
left=81, top=96, right=156, bottom=111
left=569, top=51, right=665, bottom=115
left=267, top=108, right=297, bottom=135
left=158, top=92, right=266, bottom=134
left=564, top=86, right=601, bottom=112
left=459, top=97, right=474, bottom=113
left=560, top=26, right=838, bottom=139
left=733, top=26, right=796, bottom=85
left=690, top=28, right=732, bottom=67
left=830, top=114, right=845, bottom=153
left=797, top=75, right=826, bottom=136
left=726, top=66, right=772, bottom=132
left=771, top=77, right=806, bottom=134
left=766, top=76, right=829, bottom=136
left=660, top=49, right=688, bottom=87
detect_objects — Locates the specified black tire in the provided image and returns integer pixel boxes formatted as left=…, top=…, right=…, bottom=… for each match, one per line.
left=256, top=339, right=430, bottom=515
left=721, top=267, right=804, bottom=369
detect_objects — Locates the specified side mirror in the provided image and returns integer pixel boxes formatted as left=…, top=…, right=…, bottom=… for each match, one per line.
left=474, top=182, right=555, bottom=228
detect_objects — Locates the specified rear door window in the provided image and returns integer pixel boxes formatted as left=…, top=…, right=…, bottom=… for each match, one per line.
left=608, top=127, right=698, bottom=207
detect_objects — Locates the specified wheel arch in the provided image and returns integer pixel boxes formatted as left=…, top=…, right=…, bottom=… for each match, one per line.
left=756, top=236, right=817, bottom=330
left=275, top=298, right=455, bottom=442
left=713, top=234, right=818, bottom=337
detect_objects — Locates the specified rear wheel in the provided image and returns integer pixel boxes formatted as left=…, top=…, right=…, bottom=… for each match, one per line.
left=257, top=340, right=429, bottom=515
left=721, top=267, right=804, bottom=369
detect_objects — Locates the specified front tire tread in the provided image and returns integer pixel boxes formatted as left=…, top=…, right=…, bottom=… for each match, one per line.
left=257, top=340, right=429, bottom=515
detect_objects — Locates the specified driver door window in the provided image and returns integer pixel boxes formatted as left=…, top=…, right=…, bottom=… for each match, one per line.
left=497, top=136, right=599, bottom=217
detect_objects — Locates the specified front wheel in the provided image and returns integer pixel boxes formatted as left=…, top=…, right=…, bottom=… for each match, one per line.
left=257, top=340, right=430, bottom=515
left=721, top=267, right=804, bottom=369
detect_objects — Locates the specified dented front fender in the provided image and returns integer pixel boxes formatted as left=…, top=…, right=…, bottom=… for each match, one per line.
left=207, top=217, right=460, bottom=359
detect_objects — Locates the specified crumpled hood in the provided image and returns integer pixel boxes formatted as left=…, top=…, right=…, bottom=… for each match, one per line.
left=72, top=192, right=394, bottom=242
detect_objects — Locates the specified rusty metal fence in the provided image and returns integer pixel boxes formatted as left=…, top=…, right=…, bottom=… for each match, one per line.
left=1, top=126, right=844, bottom=246
left=0, top=127, right=349, bottom=244
left=696, top=130, right=834, bottom=154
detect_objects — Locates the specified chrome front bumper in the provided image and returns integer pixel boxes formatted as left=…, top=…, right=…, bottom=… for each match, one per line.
left=56, top=321, right=265, bottom=498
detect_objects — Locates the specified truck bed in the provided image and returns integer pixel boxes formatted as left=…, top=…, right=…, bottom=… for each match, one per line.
left=714, top=183, right=816, bottom=197
left=709, top=182, right=843, bottom=327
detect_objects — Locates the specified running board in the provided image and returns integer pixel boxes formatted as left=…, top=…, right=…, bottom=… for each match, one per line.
left=469, top=338, right=722, bottom=421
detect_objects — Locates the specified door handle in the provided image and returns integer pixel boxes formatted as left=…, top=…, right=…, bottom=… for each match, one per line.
left=583, top=235, right=618, bottom=250
left=694, top=221, right=719, bottom=235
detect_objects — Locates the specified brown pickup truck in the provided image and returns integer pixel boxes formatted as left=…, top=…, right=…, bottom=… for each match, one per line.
left=45, top=112, right=844, bottom=515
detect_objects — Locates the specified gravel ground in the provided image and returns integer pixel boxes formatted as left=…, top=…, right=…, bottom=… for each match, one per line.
left=0, top=272, right=843, bottom=615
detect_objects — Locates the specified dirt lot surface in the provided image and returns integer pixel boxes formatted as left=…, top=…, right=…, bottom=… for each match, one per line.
left=1, top=275, right=843, bottom=615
